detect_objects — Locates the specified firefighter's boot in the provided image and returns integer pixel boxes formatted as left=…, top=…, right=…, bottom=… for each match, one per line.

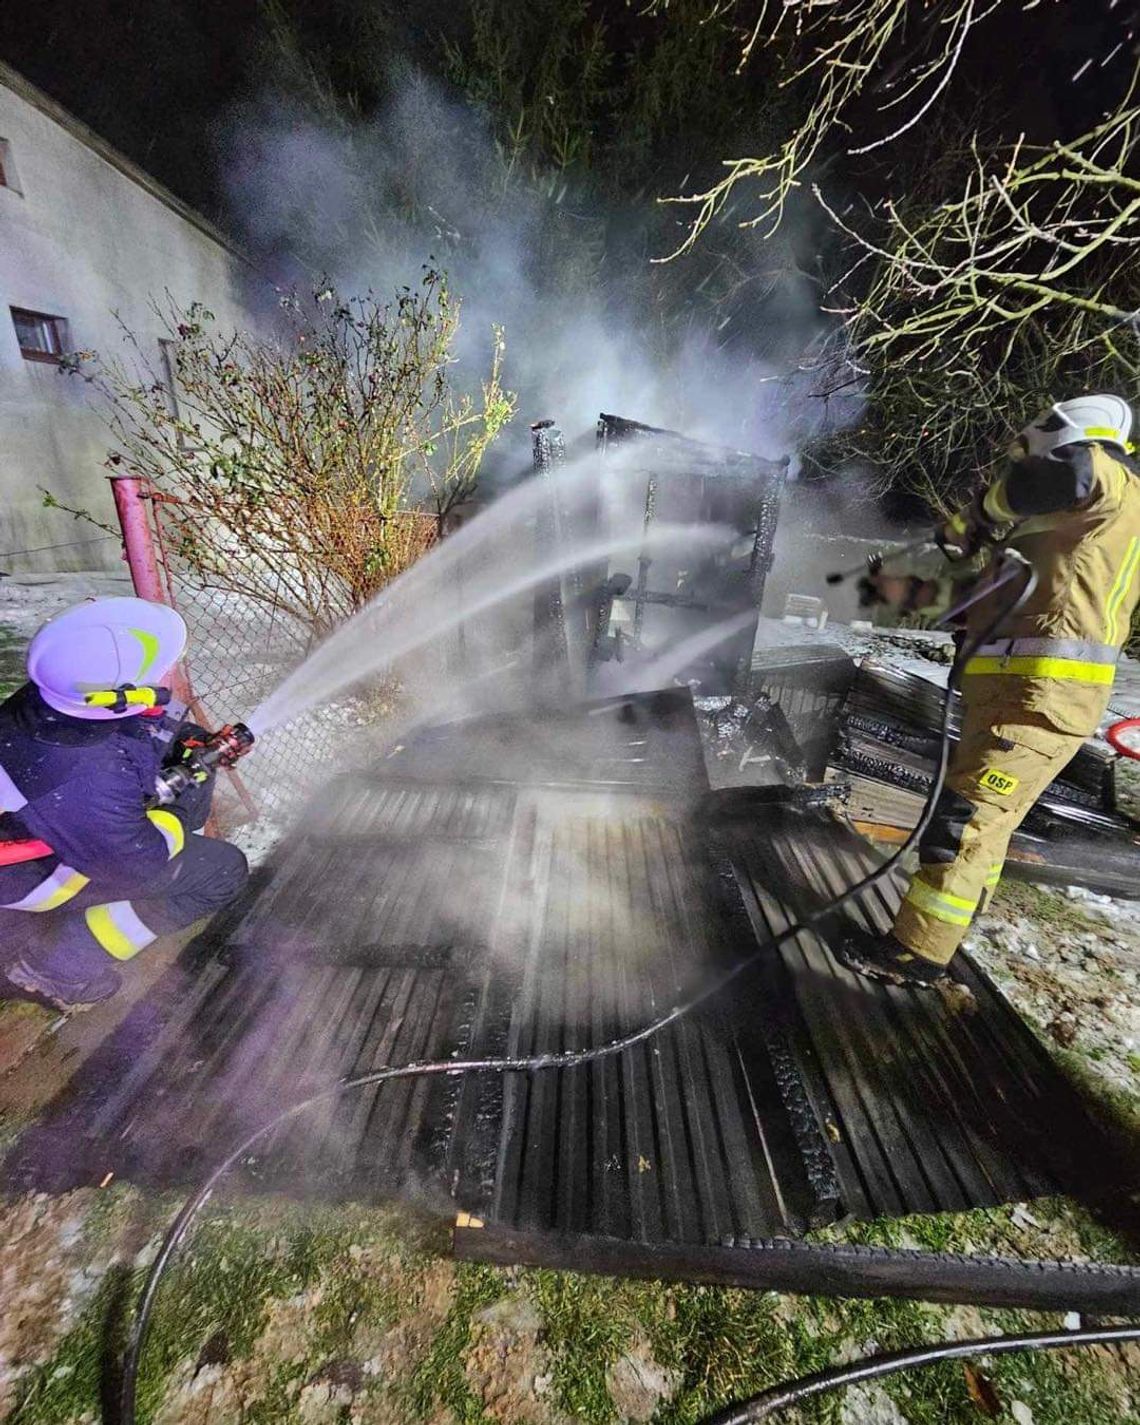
left=835, top=924, right=948, bottom=987
left=5, top=955, right=122, bottom=1012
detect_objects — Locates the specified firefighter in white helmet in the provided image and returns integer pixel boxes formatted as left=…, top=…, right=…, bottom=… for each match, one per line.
left=843, top=394, right=1140, bottom=984
left=0, top=597, right=248, bottom=1009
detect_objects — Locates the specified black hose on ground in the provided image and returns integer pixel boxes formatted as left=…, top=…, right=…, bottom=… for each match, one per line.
left=118, top=553, right=1055, bottom=1424
left=707, top=1323, right=1140, bottom=1421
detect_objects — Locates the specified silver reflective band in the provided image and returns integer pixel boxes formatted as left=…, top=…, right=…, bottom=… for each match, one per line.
left=0, top=762, right=28, bottom=813
left=974, top=637, right=1119, bottom=665
left=2, top=863, right=89, bottom=911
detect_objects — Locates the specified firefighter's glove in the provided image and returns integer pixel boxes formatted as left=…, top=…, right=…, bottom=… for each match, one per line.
left=162, top=734, right=216, bottom=829
left=167, top=728, right=214, bottom=787
left=936, top=496, right=997, bottom=561
left=858, top=572, right=939, bottom=613
left=856, top=574, right=885, bottom=609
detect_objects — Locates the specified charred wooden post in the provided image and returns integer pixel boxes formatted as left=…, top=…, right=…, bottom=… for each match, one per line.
left=531, top=419, right=569, bottom=683
left=633, top=474, right=658, bottom=648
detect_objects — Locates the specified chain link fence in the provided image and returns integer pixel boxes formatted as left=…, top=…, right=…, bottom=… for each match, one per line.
left=114, top=477, right=437, bottom=830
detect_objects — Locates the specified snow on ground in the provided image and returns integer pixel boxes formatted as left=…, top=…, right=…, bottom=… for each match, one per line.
left=0, top=568, right=135, bottom=638
left=226, top=814, right=286, bottom=869
left=965, top=885, right=1140, bottom=1108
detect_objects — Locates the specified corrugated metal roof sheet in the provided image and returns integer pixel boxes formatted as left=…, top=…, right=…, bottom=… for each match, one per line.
left=8, top=690, right=1137, bottom=1307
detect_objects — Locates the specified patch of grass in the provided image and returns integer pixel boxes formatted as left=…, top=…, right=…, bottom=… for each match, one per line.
left=964, top=1308, right=1138, bottom=1425
left=9, top=1188, right=1140, bottom=1425
left=10, top=1194, right=434, bottom=1424
left=8, top=1268, right=126, bottom=1425
left=527, top=1270, right=651, bottom=1421
left=639, top=1284, right=1138, bottom=1425
left=407, top=1260, right=503, bottom=1423
left=1049, top=1043, right=1140, bottom=1138
left=14, top=1197, right=427, bottom=1419
left=649, top=1284, right=816, bottom=1423
left=237, top=1362, right=312, bottom=1425
left=989, top=880, right=1111, bottom=938
left=808, top=1197, right=1139, bottom=1266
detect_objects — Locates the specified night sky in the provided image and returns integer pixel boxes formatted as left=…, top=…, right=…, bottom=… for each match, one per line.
left=2, top=0, right=1138, bottom=238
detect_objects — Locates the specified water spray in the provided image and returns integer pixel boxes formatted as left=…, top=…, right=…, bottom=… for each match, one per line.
left=248, top=515, right=734, bottom=736
left=112, top=552, right=1102, bottom=1425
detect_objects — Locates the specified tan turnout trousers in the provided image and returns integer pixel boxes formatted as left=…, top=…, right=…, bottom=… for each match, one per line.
left=891, top=686, right=1086, bottom=965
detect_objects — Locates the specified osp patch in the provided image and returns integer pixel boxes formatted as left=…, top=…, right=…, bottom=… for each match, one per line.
left=979, top=767, right=1019, bottom=797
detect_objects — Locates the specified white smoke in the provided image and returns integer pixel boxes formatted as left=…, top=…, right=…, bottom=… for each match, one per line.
left=219, top=67, right=848, bottom=470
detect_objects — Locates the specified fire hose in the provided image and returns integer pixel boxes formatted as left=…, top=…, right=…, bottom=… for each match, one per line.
left=705, top=1323, right=1140, bottom=1422
left=116, top=550, right=1140, bottom=1423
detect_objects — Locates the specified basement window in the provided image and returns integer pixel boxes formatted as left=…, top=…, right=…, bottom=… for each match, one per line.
left=0, top=138, right=19, bottom=193
left=11, top=308, right=69, bottom=364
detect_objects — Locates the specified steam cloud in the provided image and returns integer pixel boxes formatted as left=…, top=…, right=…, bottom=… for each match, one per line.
left=219, top=66, right=848, bottom=472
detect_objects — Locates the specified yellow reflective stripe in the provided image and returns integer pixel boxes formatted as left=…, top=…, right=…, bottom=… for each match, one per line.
left=129, top=628, right=160, bottom=677
left=903, top=877, right=977, bottom=927
left=146, top=808, right=185, bottom=859
left=84, top=687, right=162, bottom=709
left=982, top=481, right=1016, bottom=523
left=962, top=656, right=1116, bottom=684
left=985, top=864, right=1002, bottom=887
left=2, top=864, right=90, bottom=912
left=85, top=902, right=155, bottom=961
left=1119, top=545, right=1140, bottom=639
left=1104, top=536, right=1140, bottom=644
left=34, top=869, right=90, bottom=912
left=1111, top=538, right=1134, bottom=641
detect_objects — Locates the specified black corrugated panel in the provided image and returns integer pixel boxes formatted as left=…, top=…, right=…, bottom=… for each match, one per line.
left=829, top=659, right=1140, bottom=897
left=6, top=794, right=819, bottom=1238
left=7, top=690, right=1138, bottom=1307
left=720, top=806, right=1088, bottom=1219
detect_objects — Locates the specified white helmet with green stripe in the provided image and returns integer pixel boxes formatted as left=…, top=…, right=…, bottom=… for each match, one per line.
left=27, top=596, right=187, bottom=720
left=1020, top=394, right=1135, bottom=461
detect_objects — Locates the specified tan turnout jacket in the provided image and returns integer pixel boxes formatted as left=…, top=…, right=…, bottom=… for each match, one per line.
left=962, top=443, right=1140, bottom=735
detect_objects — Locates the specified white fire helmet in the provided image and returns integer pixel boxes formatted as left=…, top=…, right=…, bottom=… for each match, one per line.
left=1018, top=394, right=1135, bottom=462
left=26, top=597, right=187, bottom=720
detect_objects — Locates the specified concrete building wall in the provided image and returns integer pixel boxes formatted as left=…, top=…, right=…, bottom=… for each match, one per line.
left=0, top=63, right=266, bottom=573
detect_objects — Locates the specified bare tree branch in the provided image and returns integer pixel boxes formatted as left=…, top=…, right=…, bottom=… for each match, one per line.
left=651, top=0, right=1045, bottom=248
left=807, top=75, right=1140, bottom=505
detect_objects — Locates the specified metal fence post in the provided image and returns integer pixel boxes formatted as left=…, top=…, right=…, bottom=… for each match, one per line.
left=109, top=476, right=195, bottom=708
left=108, top=474, right=261, bottom=827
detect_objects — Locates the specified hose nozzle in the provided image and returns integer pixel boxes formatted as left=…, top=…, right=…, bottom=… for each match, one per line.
left=204, top=722, right=255, bottom=770
left=151, top=721, right=256, bottom=805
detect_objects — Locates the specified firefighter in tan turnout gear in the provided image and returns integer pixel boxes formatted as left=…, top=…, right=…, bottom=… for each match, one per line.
left=840, top=394, right=1140, bottom=986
